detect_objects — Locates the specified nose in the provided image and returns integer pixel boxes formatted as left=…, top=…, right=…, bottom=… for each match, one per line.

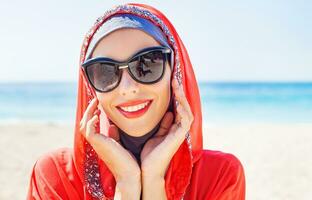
left=118, top=69, right=139, bottom=97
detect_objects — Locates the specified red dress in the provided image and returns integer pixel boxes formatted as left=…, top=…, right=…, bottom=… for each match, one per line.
left=27, top=3, right=245, bottom=200
left=28, top=148, right=244, bottom=200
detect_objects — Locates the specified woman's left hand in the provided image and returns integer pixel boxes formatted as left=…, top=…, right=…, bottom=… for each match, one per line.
left=140, top=77, right=194, bottom=179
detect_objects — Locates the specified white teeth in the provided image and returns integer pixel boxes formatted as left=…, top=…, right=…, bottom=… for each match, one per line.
left=119, top=102, right=149, bottom=112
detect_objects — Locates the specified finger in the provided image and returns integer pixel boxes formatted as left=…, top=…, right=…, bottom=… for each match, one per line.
left=80, top=98, right=99, bottom=130
left=171, top=77, right=179, bottom=90
left=85, top=114, right=99, bottom=141
left=174, top=85, right=190, bottom=112
left=80, top=98, right=98, bottom=124
left=155, top=112, right=174, bottom=137
left=174, top=103, right=191, bottom=133
left=108, top=124, right=120, bottom=143
left=173, top=83, right=193, bottom=123
left=176, top=104, right=192, bottom=131
left=80, top=98, right=98, bottom=126
left=85, top=98, right=99, bottom=120
left=175, top=103, right=184, bottom=127
left=175, top=104, right=181, bottom=124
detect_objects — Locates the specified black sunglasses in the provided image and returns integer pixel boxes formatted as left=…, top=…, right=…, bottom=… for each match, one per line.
left=81, top=46, right=172, bottom=93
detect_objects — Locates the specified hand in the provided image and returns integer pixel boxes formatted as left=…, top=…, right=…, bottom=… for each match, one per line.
left=140, top=78, right=194, bottom=179
left=79, top=98, right=141, bottom=199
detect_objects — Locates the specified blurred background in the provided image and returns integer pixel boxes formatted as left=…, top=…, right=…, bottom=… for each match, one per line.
left=0, top=0, right=311, bottom=199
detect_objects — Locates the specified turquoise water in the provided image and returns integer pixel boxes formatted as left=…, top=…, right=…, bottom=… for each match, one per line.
left=201, top=82, right=312, bottom=123
left=0, top=82, right=311, bottom=123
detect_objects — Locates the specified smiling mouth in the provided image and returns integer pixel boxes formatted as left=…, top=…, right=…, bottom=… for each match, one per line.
left=116, top=100, right=153, bottom=119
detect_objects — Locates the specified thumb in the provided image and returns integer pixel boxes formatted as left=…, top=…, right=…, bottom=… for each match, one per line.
left=108, top=124, right=120, bottom=143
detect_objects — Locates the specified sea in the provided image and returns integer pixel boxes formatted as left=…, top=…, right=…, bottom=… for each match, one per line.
left=0, top=82, right=311, bottom=124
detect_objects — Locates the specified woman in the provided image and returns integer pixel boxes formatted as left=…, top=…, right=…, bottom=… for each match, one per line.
left=27, top=3, right=245, bottom=200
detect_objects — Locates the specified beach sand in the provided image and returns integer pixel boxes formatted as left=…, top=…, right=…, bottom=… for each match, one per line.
left=0, top=122, right=311, bottom=200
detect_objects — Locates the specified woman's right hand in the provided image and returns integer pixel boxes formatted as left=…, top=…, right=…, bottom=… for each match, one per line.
left=79, top=98, right=141, bottom=183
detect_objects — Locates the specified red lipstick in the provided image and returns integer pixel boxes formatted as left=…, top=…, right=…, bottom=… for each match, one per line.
left=116, top=99, right=153, bottom=119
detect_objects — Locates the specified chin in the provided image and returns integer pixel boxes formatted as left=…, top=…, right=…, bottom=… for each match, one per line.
left=119, top=119, right=158, bottom=136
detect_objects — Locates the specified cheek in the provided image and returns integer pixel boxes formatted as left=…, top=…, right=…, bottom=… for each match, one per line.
left=95, top=92, right=113, bottom=113
left=153, top=67, right=171, bottom=106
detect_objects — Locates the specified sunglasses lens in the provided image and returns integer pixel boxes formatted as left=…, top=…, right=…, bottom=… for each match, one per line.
left=86, top=63, right=120, bottom=92
left=128, top=50, right=165, bottom=83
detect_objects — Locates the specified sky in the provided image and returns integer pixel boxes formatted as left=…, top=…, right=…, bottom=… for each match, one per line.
left=0, top=0, right=311, bottom=82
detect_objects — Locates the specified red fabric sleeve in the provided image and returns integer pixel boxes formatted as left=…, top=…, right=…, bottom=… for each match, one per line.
left=27, top=148, right=84, bottom=200
left=27, top=148, right=245, bottom=200
left=184, top=150, right=246, bottom=200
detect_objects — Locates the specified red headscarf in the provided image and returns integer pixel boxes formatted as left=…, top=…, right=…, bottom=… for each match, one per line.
left=74, top=3, right=203, bottom=199
left=27, top=3, right=245, bottom=200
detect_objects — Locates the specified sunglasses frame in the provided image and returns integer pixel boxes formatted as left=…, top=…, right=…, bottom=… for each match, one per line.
left=81, top=46, right=173, bottom=93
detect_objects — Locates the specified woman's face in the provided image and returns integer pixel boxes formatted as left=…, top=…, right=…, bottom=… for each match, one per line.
left=91, top=28, right=172, bottom=137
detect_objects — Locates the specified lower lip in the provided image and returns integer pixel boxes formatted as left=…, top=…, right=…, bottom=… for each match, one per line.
left=117, top=100, right=153, bottom=119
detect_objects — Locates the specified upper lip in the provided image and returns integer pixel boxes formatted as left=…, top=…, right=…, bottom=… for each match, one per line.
left=117, top=99, right=152, bottom=107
